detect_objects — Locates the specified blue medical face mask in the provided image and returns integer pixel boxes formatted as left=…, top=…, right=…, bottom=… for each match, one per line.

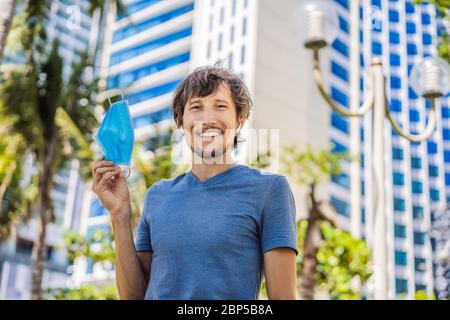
left=96, top=99, right=135, bottom=168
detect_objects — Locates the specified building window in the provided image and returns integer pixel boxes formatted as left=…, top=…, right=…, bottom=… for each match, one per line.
left=395, top=250, right=408, bottom=266
left=405, top=1, right=415, bottom=13
left=391, top=99, right=402, bottom=112
left=414, top=232, right=426, bottom=245
left=421, top=13, right=431, bottom=24
left=394, top=198, right=405, bottom=212
left=413, top=206, right=424, bottom=219
left=394, top=224, right=407, bottom=238
left=331, top=140, right=348, bottom=153
left=107, top=52, right=191, bottom=90
left=232, top=0, right=237, bottom=16
left=392, top=147, right=404, bottom=160
left=331, top=113, right=348, bottom=133
left=390, top=76, right=402, bottom=89
left=113, top=3, right=194, bottom=42
left=430, top=189, right=440, bottom=201
left=338, top=15, right=349, bottom=33
left=423, top=33, right=432, bottom=45
left=242, top=17, right=247, bottom=36
left=228, top=53, right=233, bottom=69
left=407, top=43, right=417, bottom=55
left=390, top=53, right=401, bottom=67
left=332, top=39, right=349, bottom=57
left=393, top=172, right=405, bottom=186
left=331, top=172, right=350, bottom=189
left=126, top=80, right=181, bottom=105
left=389, top=10, right=399, bottom=22
left=241, top=44, right=246, bottom=64
left=331, top=87, right=348, bottom=106
left=331, top=61, right=349, bottom=82
left=445, top=151, right=450, bottom=162
left=409, top=109, right=420, bottom=122
left=389, top=31, right=400, bottom=44
left=428, top=165, right=439, bottom=177
left=427, top=141, right=437, bottom=154
left=411, top=157, right=422, bottom=169
left=406, top=22, right=416, bottom=34
left=412, top=181, right=423, bottom=194
left=395, top=278, right=408, bottom=295
left=110, top=27, right=193, bottom=65
left=331, top=196, right=349, bottom=217
left=416, top=284, right=427, bottom=292
left=372, top=41, right=382, bottom=55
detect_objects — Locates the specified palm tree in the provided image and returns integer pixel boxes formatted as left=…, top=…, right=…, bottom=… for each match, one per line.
left=281, top=145, right=348, bottom=300
left=0, top=0, right=128, bottom=299
left=1, top=38, right=99, bottom=299
left=0, top=0, right=16, bottom=65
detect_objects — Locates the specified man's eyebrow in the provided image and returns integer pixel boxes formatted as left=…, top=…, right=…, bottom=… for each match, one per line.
left=188, top=98, right=230, bottom=104
left=188, top=98, right=202, bottom=104
left=215, top=99, right=230, bottom=104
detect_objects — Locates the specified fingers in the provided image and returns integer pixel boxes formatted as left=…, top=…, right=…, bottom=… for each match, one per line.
left=91, top=159, right=115, bottom=177
left=93, top=166, right=115, bottom=186
left=97, top=167, right=121, bottom=188
left=95, top=166, right=119, bottom=176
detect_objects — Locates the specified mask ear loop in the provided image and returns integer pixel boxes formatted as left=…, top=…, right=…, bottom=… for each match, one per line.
left=124, top=166, right=131, bottom=179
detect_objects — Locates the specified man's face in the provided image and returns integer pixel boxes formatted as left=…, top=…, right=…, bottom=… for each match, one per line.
left=182, top=83, right=239, bottom=162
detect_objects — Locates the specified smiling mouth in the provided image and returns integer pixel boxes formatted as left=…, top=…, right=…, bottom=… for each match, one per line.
left=195, top=128, right=224, bottom=140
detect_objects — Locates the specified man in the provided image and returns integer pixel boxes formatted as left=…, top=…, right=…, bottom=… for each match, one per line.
left=91, top=67, right=298, bottom=300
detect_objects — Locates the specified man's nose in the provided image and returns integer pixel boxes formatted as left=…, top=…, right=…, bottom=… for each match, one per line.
left=199, top=106, right=219, bottom=124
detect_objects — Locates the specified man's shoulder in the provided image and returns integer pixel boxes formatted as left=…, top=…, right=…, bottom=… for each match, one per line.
left=146, top=171, right=189, bottom=195
left=238, top=165, right=288, bottom=186
left=239, top=164, right=285, bottom=180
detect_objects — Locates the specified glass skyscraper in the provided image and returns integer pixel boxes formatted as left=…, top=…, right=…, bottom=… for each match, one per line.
left=328, top=0, right=449, bottom=298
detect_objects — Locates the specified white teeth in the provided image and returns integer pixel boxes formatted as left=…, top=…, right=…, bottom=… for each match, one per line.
left=198, top=129, right=222, bottom=138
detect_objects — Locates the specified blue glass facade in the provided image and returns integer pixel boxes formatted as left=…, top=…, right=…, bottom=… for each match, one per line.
left=329, top=0, right=449, bottom=296
left=87, top=1, right=195, bottom=269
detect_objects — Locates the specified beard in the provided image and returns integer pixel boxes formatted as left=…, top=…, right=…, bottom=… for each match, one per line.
left=189, top=137, right=235, bottom=164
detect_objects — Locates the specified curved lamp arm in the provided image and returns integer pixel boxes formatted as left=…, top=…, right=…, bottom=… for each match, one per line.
left=383, top=77, right=437, bottom=143
left=312, top=50, right=374, bottom=118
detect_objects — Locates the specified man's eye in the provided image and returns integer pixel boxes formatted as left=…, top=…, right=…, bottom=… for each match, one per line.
left=190, top=105, right=201, bottom=110
left=217, top=105, right=227, bottom=109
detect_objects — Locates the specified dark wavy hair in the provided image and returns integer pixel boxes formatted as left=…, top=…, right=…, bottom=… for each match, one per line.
left=171, top=67, right=253, bottom=147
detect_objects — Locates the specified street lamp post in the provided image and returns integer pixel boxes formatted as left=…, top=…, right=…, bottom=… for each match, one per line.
left=294, top=0, right=450, bottom=300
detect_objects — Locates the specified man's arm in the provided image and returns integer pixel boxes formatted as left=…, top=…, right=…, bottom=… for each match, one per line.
left=112, top=205, right=151, bottom=300
left=263, top=247, right=297, bottom=300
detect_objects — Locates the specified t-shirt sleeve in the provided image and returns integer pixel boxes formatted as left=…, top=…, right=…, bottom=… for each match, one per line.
left=260, top=175, right=298, bottom=255
left=135, top=189, right=153, bottom=252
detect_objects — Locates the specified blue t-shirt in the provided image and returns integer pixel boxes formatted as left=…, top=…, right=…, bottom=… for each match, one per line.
left=135, top=164, right=298, bottom=300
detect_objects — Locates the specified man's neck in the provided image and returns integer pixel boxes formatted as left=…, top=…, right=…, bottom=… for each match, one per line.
left=190, top=154, right=237, bottom=182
